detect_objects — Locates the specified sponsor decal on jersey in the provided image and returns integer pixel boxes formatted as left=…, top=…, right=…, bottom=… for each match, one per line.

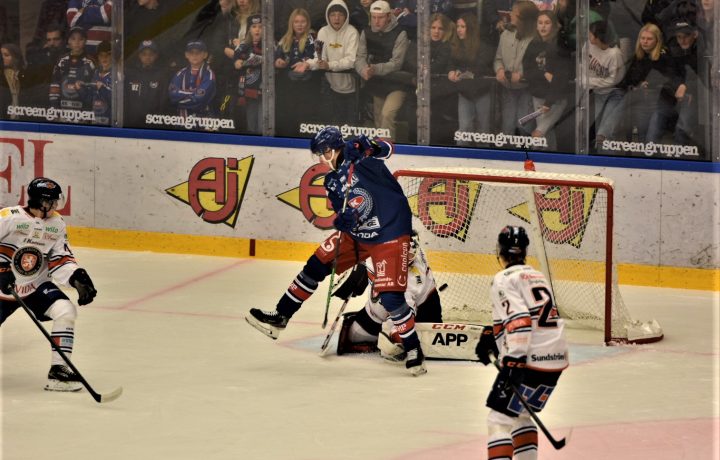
left=0, top=137, right=72, bottom=215
left=166, top=156, right=254, bottom=227
left=406, top=179, right=482, bottom=242
left=13, top=246, right=44, bottom=276
left=508, top=185, right=598, bottom=248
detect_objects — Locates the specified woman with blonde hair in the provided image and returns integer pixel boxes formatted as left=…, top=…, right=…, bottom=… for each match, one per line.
left=274, top=8, right=319, bottom=135
left=621, top=23, right=682, bottom=143
left=429, top=12, right=457, bottom=144
left=0, top=44, right=26, bottom=120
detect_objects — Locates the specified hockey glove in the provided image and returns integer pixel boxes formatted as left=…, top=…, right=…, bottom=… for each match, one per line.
left=343, top=140, right=365, bottom=164
left=69, top=268, right=97, bottom=306
left=333, top=264, right=369, bottom=300
left=0, top=263, right=15, bottom=296
left=475, top=325, right=499, bottom=365
left=496, top=355, right=526, bottom=391
left=333, top=207, right=358, bottom=233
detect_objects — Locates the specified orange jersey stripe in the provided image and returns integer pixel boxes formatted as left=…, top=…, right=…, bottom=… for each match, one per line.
left=48, top=255, right=76, bottom=270
left=506, top=317, right=532, bottom=333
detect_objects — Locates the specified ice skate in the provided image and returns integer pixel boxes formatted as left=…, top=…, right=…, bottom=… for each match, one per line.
left=246, top=308, right=289, bottom=340
left=405, top=347, right=427, bottom=376
left=45, top=365, right=83, bottom=392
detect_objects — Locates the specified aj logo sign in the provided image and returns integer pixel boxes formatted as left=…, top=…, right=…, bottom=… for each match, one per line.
left=276, top=163, right=336, bottom=229
left=166, top=156, right=254, bottom=227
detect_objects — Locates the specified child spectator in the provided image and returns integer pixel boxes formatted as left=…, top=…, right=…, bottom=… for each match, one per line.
left=448, top=13, right=495, bottom=144
left=494, top=0, right=539, bottom=136
left=49, top=27, right=96, bottom=115
left=91, top=40, right=112, bottom=125
left=308, top=0, right=360, bottom=125
left=522, top=10, right=571, bottom=149
left=169, top=40, right=217, bottom=120
left=350, top=0, right=373, bottom=31
left=588, top=19, right=627, bottom=151
left=233, top=14, right=264, bottom=134
left=125, top=40, right=170, bottom=128
left=66, top=0, right=112, bottom=55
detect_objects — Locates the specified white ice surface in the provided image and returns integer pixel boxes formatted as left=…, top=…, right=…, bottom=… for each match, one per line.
left=1, top=248, right=718, bottom=460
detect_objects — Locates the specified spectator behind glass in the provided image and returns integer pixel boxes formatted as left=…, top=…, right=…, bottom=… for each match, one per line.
left=91, top=40, right=112, bottom=125
left=274, top=8, right=320, bottom=136
left=233, top=14, right=264, bottom=134
left=522, top=10, right=570, bottom=150
left=588, top=19, right=627, bottom=152
left=428, top=13, right=457, bottom=145
left=66, top=0, right=112, bottom=55
left=49, top=27, right=96, bottom=117
left=355, top=0, right=410, bottom=141
left=307, top=0, right=360, bottom=126
left=621, top=23, right=682, bottom=143
left=0, top=44, right=26, bottom=120
left=169, top=40, right=217, bottom=120
left=349, top=0, right=372, bottom=31
left=275, top=1, right=332, bottom=40
left=124, top=0, right=180, bottom=68
left=28, top=1, right=69, bottom=51
left=697, top=0, right=714, bottom=45
left=24, top=25, right=67, bottom=111
left=391, top=0, right=417, bottom=40
left=125, top=39, right=170, bottom=127
left=494, top=0, right=539, bottom=136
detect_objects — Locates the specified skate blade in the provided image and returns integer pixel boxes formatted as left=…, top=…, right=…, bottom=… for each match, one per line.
left=407, top=364, right=428, bottom=377
left=245, top=315, right=280, bottom=340
left=45, top=380, right=83, bottom=392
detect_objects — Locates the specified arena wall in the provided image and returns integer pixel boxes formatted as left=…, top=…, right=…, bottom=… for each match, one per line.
left=1, top=129, right=717, bottom=290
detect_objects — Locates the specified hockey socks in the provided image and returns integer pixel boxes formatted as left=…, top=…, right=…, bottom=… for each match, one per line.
left=276, top=255, right=330, bottom=317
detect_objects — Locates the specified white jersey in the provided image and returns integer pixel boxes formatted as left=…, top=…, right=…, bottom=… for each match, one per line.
left=490, top=264, right=569, bottom=371
left=0, top=206, right=80, bottom=300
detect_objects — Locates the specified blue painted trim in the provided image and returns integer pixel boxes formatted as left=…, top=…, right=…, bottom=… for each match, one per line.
left=2, top=120, right=718, bottom=173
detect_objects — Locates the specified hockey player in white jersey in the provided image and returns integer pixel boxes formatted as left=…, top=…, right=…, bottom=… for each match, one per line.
left=475, top=225, right=568, bottom=460
left=334, top=232, right=497, bottom=362
left=0, top=177, right=97, bottom=392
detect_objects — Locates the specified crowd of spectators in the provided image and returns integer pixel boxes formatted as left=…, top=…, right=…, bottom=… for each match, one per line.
left=0, top=0, right=715, bottom=158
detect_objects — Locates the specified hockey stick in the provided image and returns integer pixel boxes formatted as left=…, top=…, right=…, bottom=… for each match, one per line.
left=10, top=288, right=123, bottom=404
left=318, top=297, right=351, bottom=357
left=491, top=355, right=568, bottom=450
left=322, top=163, right=355, bottom=329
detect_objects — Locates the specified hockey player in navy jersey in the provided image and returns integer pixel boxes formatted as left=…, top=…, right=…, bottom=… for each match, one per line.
left=476, top=225, right=569, bottom=459
left=246, top=126, right=426, bottom=375
left=0, top=178, right=98, bottom=392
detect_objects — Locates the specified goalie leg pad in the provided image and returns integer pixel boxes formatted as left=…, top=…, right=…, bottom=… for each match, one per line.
left=337, top=312, right=379, bottom=355
left=415, top=322, right=487, bottom=360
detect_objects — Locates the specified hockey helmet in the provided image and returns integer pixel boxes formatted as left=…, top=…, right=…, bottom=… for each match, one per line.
left=27, top=177, right=65, bottom=211
left=310, top=126, right=345, bottom=155
left=497, top=225, right=529, bottom=259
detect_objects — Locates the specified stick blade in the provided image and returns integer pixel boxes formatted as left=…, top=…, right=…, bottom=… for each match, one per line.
left=98, top=386, right=123, bottom=403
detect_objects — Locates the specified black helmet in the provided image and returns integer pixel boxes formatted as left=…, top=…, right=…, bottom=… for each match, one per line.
left=497, top=225, right=529, bottom=259
left=27, top=177, right=63, bottom=211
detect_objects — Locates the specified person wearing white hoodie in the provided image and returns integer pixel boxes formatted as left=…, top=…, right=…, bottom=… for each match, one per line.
left=308, top=0, right=359, bottom=124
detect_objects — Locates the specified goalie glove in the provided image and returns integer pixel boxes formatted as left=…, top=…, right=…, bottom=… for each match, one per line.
left=475, top=325, right=499, bottom=365
left=69, top=268, right=97, bottom=306
left=332, top=264, right=369, bottom=300
left=0, top=263, right=15, bottom=295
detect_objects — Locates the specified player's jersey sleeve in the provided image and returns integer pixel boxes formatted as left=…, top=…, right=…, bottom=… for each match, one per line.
left=46, top=214, right=80, bottom=286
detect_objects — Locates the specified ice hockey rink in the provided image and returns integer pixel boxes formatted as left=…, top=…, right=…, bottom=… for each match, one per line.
left=1, top=247, right=718, bottom=460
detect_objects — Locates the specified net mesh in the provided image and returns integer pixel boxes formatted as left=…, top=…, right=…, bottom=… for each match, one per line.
left=396, top=167, right=644, bottom=342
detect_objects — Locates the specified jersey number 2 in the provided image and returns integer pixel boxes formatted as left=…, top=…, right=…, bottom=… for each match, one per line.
left=531, top=286, right=558, bottom=328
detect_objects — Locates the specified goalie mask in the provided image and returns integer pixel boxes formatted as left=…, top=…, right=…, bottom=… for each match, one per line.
left=497, top=225, right=529, bottom=264
left=27, top=177, right=65, bottom=217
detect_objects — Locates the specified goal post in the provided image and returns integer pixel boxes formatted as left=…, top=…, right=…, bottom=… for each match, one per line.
left=394, top=167, right=663, bottom=345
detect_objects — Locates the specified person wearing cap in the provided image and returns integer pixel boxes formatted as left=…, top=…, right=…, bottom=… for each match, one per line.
left=91, top=40, right=112, bottom=125
left=49, top=26, right=96, bottom=116
left=233, top=14, right=264, bottom=133
left=355, top=0, right=410, bottom=141
left=168, top=40, right=217, bottom=121
left=125, top=39, right=170, bottom=127
left=66, top=0, right=112, bottom=55
left=306, top=0, right=360, bottom=125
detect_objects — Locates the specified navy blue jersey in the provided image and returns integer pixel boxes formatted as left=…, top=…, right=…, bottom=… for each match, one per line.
left=324, top=140, right=412, bottom=243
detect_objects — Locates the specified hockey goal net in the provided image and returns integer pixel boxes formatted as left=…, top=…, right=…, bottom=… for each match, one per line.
left=394, top=167, right=663, bottom=345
